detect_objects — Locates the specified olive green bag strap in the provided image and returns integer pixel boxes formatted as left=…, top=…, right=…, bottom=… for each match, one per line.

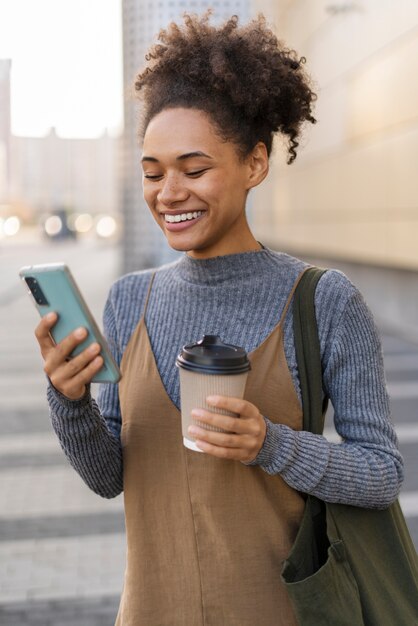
left=284, top=265, right=418, bottom=626
left=292, top=267, right=328, bottom=434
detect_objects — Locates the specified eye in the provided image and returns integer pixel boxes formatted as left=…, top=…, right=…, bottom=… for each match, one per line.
left=143, top=173, right=163, bottom=180
left=186, top=168, right=208, bottom=178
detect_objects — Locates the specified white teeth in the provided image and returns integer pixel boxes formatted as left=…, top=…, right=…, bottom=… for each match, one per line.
left=164, top=211, right=203, bottom=223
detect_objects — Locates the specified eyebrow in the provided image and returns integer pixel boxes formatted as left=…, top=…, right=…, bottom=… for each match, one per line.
left=141, top=151, right=213, bottom=163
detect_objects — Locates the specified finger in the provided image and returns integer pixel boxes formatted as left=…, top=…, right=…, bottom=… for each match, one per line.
left=45, top=326, right=89, bottom=371
left=49, top=355, right=103, bottom=400
left=48, top=341, right=102, bottom=380
left=191, top=408, right=248, bottom=434
left=189, top=420, right=262, bottom=460
left=194, top=439, right=245, bottom=460
left=67, top=354, right=103, bottom=386
left=188, top=424, right=245, bottom=448
left=35, top=312, right=59, bottom=356
left=206, top=395, right=258, bottom=419
left=79, top=355, right=104, bottom=383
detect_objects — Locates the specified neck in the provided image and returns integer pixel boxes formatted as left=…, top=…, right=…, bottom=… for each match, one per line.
left=186, top=218, right=261, bottom=259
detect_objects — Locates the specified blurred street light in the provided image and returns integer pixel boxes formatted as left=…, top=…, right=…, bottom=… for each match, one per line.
left=95, top=215, right=117, bottom=239
left=74, top=213, right=94, bottom=234
left=44, top=215, right=63, bottom=237
left=1, top=215, right=21, bottom=237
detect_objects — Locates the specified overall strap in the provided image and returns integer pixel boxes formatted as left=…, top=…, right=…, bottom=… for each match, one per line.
left=292, top=266, right=328, bottom=434
left=143, top=272, right=156, bottom=318
left=278, top=266, right=312, bottom=327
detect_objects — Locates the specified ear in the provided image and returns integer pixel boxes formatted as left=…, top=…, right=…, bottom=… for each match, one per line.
left=246, top=142, right=269, bottom=190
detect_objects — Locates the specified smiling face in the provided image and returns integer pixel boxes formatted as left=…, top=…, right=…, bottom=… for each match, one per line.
left=141, top=107, right=268, bottom=258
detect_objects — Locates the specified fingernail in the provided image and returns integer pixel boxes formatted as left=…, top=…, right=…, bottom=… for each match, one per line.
left=206, top=395, right=219, bottom=404
left=188, top=426, right=198, bottom=435
left=191, top=409, right=204, bottom=418
left=74, top=327, right=87, bottom=339
left=88, top=343, right=100, bottom=354
left=46, top=312, right=56, bottom=321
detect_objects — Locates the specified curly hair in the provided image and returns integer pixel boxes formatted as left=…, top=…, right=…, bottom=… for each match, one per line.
left=134, top=12, right=317, bottom=164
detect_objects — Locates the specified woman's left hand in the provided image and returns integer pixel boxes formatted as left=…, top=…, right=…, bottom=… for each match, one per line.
left=188, top=395, right=267, bottom=463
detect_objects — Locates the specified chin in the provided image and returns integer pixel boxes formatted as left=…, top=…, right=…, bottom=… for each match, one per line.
left=169, top=243, right=193, bottom=252
left=163, top=230, right=201, bottom=251
left=164, top=236, right=195, bottom=253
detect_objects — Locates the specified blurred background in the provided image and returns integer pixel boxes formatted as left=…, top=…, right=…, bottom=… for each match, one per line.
left=0, top=1, right=417, bottom=624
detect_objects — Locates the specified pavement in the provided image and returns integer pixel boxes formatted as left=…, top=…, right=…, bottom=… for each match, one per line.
left=0, top=233, right=417, bottom=625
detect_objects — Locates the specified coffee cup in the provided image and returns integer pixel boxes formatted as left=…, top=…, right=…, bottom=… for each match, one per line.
left=176, top=335, right=251, bottom=452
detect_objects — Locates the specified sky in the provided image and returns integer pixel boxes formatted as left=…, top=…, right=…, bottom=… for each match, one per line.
left=0, top=0, right=123, bottom=138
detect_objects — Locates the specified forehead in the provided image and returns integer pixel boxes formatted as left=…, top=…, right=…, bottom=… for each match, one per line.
left=142, top=108, right=232, bottom=159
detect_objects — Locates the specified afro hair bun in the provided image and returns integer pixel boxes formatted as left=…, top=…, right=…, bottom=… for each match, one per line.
left=135, top=12, right=317, bottom=164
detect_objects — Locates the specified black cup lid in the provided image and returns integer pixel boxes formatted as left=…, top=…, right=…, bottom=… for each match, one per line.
left=176, top=335, right=251, bottom=375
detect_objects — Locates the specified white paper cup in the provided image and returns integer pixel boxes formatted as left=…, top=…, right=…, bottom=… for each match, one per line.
left=176, top=335, right=251, bottom=452
left=178, top=368, right=249, bottom=451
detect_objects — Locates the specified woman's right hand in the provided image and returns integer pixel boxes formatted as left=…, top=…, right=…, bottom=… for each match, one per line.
left=35, top=312, right=104, bottom=400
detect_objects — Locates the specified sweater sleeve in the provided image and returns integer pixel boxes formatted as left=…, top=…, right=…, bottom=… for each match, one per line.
left=247, top=274, right=404, bottom=509
left=48, top=283, right=123, bottom=499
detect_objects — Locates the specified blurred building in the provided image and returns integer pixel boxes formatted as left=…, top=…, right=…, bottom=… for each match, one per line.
left=253, top=0, right=418, bottom=337
left=10, top=128, right=119, bottom=219
left=121, top=0, right=250, bottom=272
left=0, top=59, right=12, bottom=200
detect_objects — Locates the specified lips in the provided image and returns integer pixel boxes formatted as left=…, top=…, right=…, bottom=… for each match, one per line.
left=163, top=210, right=206, bottom=232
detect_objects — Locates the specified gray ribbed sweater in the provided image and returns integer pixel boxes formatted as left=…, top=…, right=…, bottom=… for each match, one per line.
left=48, top=247, right=404, bottom=508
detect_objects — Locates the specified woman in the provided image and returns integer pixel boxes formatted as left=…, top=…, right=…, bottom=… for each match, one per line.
left=35, top=13, right=403, bottom=626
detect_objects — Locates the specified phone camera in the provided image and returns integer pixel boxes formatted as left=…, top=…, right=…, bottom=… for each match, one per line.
left=24, top=277, right=49, bottom=306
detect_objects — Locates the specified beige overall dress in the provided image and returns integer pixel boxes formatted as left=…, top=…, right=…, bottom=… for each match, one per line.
left=116, top=270, right=307, bottom=626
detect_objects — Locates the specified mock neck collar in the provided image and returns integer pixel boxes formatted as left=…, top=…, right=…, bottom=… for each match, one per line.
left=174, top=243, right=276, bottom=285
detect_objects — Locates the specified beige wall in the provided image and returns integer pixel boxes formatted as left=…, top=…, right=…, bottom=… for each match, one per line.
left=10, top=129, right=119, bottom=217
left=252, top=0, right=418, bottom=270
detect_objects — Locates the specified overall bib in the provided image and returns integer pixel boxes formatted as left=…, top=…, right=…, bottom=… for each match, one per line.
left=116, top=270, right=306, bottom=625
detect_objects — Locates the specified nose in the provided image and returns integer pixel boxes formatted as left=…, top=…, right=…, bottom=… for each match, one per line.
left=158, top=172, right=189, bottom=207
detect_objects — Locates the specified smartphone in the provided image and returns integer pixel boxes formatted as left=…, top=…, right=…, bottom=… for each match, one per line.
left=19, top=263, right=121, bottom=383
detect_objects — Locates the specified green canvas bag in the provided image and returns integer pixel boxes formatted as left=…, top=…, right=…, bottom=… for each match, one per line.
left=281, top=267, right=418, bottom=625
